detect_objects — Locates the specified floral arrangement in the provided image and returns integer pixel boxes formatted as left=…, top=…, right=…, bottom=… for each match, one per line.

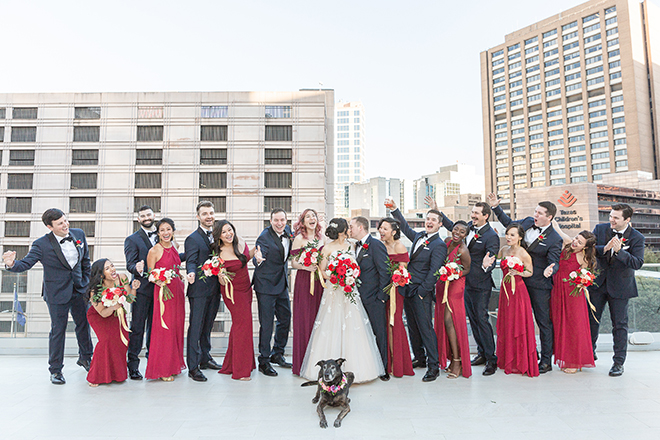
left=92, top=284, right=134, bottom=345
left=325, top=250, right=361, bottom=303
left=295, top=239, right=325, bottom=295
left=563, top=268, right=597, bottom=297
left=501, top=256, right=527, bottom=302
left=149, top=267, right=183, bottom=329
left=199, top=255, right=236, bottom=302
left=435, top=259, right=464, bottom=313
left=384, top=261, right=411, bottom=325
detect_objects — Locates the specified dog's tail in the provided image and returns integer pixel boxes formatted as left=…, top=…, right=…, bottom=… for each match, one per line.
left=300, top=380, right=318, bottom=387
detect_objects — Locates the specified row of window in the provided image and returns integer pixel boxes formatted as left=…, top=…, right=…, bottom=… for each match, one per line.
left=0, top=106, right=295, bottom=120
left=0, top=125, right=293, bottom=143
left=0, top=148, right=292, bottom=166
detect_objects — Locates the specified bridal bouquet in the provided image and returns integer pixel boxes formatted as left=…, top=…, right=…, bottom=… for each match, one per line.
left=92, top=284, right=135, bottom=345
left=199, top=255, right=236, bottom=303
left=435, top=259, right=464, bottom=313
left=563, top=268, right=597, bottom=296
left=326, top=250, right=361, bottom=303
left=501, top=256, right=527, bottom=302
left=296, top=239, right=325, bottom=294
left=149, top=266, right=183, bottom=329
left=384, top=262, right=411, bottom=325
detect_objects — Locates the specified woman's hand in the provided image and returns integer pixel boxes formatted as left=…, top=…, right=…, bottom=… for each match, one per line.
left=131, top=279, right=141, bottom=290
left=155, top=280, right=165, bottom=288
left=218, top=275, right=227, bottom=286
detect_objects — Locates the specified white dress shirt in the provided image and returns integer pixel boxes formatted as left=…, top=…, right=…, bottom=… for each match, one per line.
left=142, top=227, right=158, bottom=246
left=467, top=224, right=487, bottom=247
left=57, top=235, right=79, bottom=268
left=200, top=226, right=214, bottom=244
left=524, top=224, right=550, bottom=246
left=413, top=231, right=439, bottom=253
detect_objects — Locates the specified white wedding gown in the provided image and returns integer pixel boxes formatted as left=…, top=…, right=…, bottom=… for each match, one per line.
left=299, top=247, right=385, bottom=383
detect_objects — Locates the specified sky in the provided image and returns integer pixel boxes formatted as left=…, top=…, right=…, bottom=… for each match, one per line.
left=3, top=0, right=657, bottom=182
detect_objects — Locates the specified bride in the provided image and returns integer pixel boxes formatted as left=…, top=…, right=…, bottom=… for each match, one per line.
left=299, top=218, right=385, bottom=383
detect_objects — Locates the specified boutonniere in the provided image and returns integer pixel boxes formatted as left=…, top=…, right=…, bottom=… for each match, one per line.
left=474, top=233, right=480, bottom=240
left=75, top=239, right=83, bottom=249
left=537, top=233, right=546, bottom=242
left=621, top=237, right=627, bottom=244
left=423, top=240, right=429, bottom=247
left=362, top=243, right=369, bottom=250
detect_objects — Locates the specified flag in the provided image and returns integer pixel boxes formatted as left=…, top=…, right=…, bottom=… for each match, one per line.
left=13, top=284, right=26, bottom=327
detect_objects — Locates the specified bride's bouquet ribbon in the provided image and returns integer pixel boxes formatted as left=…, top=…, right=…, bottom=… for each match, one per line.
left=583, top=286, right=599, bottom=323
left=388, top=284, right=397, bottom=326
left=158, top=285, right=171, bottom=330
left=442, top=281, right=453, bottom=314
left=310, top=267, right=326, bottom=296
left=221, top=274, right=234, bottom=304
left=116, top=307, right=130, bottom=346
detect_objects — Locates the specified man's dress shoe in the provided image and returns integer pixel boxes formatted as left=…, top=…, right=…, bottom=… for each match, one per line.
left=259, top=363, right=278, bottom=377
left=188, top=368, right=208, bottom=382
left=411, top=358, right=426, bottom=369
left=50, top=373, right=66, bottom=385
left=471, top=355, right=487, bottom=366
left=270, top=354, right=292, bottom=368
left=422, top=368, right=439, bottom=382
left=609, top=363, right=624, bottom=377
left=77, top=359, right=91, bottom=372
left=200, top=359, right=222, bottom=370
left=380, top=373, right=390, bottom=381
left=482, top=362, right=497, bottom=376
left=538, top=363, right=552, bottom=374
left=129, top=369, right=143, bottom=380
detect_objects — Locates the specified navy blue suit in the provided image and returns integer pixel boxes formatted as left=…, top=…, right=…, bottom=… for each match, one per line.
left=8, top=229, right=93, bottom=374
left=392, top=208, right=446, bottom=369
left=441, top=215, right=499, bottom=364
left=185, top=227, right=221, bottom=369
left=492, top=205, right=562, bottom=364
left=252, top=225, right=292, bottom=365
left=590, top=223, right=645, bottom=365
left=124, top=228, right=156, bottom=371
left=355, top=234, right=390, bottom=368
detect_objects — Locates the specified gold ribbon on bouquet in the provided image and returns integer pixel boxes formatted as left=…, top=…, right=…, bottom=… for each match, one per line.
left=116, top=306, right=130, bottom=346
left=388, top=284, right=397, bottom=326
left=442, top=281, right=453, bottom=314
left=309, top=267, right=326, bottom=296
left=159, top=285, right=169, bottom=330
left=502, top=274, right=515, bottom=304
left=582, top=286, right=599, bottom=323
left=221, top=274, right=234, bottom=304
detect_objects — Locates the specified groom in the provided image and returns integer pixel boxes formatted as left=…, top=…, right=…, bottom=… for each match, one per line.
left=349, top=216, right=390, bottom=380
left=3, top=208, right=93, bottom=384
left=253, top=208, right=293, bottom=377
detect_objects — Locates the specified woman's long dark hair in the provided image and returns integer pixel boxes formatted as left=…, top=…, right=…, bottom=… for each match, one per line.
left=506, top=223, right=527, bottom=249
left=211, top=220, right=247, bottom=267
left=562, top=230, right=598, bottom=272
left=86, top=258, right=110, bottom=302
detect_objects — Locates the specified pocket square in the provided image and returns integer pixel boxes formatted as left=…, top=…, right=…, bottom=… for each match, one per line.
left=476, top=240, right=482, bottom=244
left=622, top=245, right=630, bottom=251
left=539, top=243, right=547, bottom=247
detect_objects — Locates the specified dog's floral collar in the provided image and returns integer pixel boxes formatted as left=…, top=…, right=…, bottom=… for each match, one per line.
left=319, top=373, right=347, bottom=395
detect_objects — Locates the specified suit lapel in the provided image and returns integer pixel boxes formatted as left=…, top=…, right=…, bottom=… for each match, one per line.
left=411, top=233, right=438, bottom=260
left=47, top=232, right=72, bottom=270
left=70, top=230, right=83, bottom=266
left=196, top=227, right=212, bottom=251
left=268, top=227, right=285, bottom=260
left=467, top=222, right=485, bottom=251
left=356, top=236, right=368, bottom=264
left=138, top=228, right=153, bottom=249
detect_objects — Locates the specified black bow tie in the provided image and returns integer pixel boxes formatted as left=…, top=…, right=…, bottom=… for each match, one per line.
left=60, top=236, right=74, bottom=244
left=531, top=225, right=542, bottom=232
left=471, top=225, right=479, bottom=232
left=147, top=231, right=157, bottom=237
left=612, top=230, right=624, bottom=239
left=205, top=230, right=212, bottom=237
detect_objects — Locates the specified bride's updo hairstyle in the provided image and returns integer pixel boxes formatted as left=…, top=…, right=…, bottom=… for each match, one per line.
left=325, top=218, right=348, bottom=240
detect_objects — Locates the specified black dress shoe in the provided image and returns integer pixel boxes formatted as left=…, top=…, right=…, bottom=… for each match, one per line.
left=538, top=363, right=552, bottom=374
left=482, top=362, right=497, bottom=376
left=129, top=369, right=143, bottom=380
left=259, top=363, right=278, bottom=377
left=188, top=368, right=208, bottom=382
left=470, top=355, right=487, bottom=366
left=411, top=358, right=426, bottom=369
left=593, top=351, right=598, bottom=361
left=379, top=373, right=390, bottom=381
left=50, top=372, right=66, bottom=385
left=76, top=359, right=91, bottom=372
left=422, top=368, right=439, bottom=382
left=270, top=354, right=292, bottom=368
left=200, top=359, right=222, bottom=370
left=609, top=363, right=624, bottom=377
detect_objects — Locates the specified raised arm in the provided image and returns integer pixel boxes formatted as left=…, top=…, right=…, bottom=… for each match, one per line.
left=391, top=208, right=417, bottom=242
left=551, top=220, right=572, bottom=245
left=5, top=242, right=43, bottom=273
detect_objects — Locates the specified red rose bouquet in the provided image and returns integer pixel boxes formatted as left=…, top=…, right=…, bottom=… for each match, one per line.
left=500, top=256, right=527, bottom=302
left=434, top=259, right=464, bottom=313
left=149, top=267, right=183, bottom=329
left=295, top=239, right=325, bottom=295
left=92, top=284, right=135, bottom=345
left=325, top=250, right=361, bottom=303
left=384, top=262, right=411, bottom=325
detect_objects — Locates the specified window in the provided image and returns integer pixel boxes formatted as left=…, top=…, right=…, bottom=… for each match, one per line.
left=9, top=150, right=34, bottom=166
left=549, top=139, right=564, bottom=146
left=73, top=126, right=100, bottom=142
left=609, top=60, right=621, bottom=69
left=510, top=80, right=523, bottom=88
left=511, top=99, right=523, bottom=106
left=70, top=197, right=96, bottom=213
left=72, top=149, right=98, bottom=165
left=549, top=129, right=563, bottom=137
left=566, top=83, right=582, bottom=92
left=550, top=149, right=564, bottom=156
left=571, top=166, right=587, bottom=173
left=543, top=29, right=557, bottom=38
left=584, top=33, right=601, bottom=44
left=511, top=128, right=525, bottom=135
left=12, top=108, right=37, bottom=119
left=563, top=21, right=578, bottom=31
left=493, top=77, right=504, bottom=84
left=509, top=52, right=521, bottom=60
left=8, top=174, right=32, bottom=190
left=615, top=148, right=627, bottom=155
left=586, top=55, right=602, bottom=65
left=585, top=44, right=602, bottom=55
left=137, top=126, right=163, bottom=142
left=135, top=173, right=162, bottom=189
left=616, top=160, right=628, bottom=167
left=591, top=131, right=608, bottom=139
left=590, top=110, right=607, bottom=118
left=4, top=221, right=30, bottom=237
left=527, top=74, right=540, bottom=82
left=568, top=115, right=584, bottom=123
left=197, top=196, right=225, bottom=213
left=265, top=126, right=292, bottom=142
left=513, top=146, right=525, bottom=153
left=265, top=106, right=291, bottom=118
left=608, top=39, right=619, bottom=48
left=550, top=159, right=565, bottom=166
left=566, top=72, right=581, bottom=81
left=583, top=23, right=600, bottom=33
left=495, top=122, right=507, bottom=129
left=200, top=125, right=228, bottom=141
left=606, top=6, right=616, bottom=14
left=201, top=106, right=228, bottom=118
left=69, top=221, right=95, bottom=237
left=592, top=152, right=610, bottom=160
left=71, top=173, right=97, bottom=189
left=493, top=68, right=505, bottom=75
left=525, top=36, right=538, bottom=45
left=614, top=139, right=627, bottom=146
left=512, top=119, right=524, bottom=126
left=608, top=49, right=620, bottom=58
left=606, top=27, right=618, bottom=36
left=138, top=106, right=163, bottom=119
left=613, top=127, right=626, bottom=134
left=593, top=162, right=610, bottom=170
left=265, top=172, right=292, bottom=189
left=565, top=62, right=580, bottom=71
left=590, top=121, right=608, bottom=129
left=544, top=49, right=558, bottom=58
left=606, top=17, right=617, bottom=26
left=610, top=72, right=622, bottom=80
left=496, top=141, right=508, bottom=147
left=563, top=31, right=578, bottom=41
left=586, top=66, right=604, bottom=76
left=509, top=62, right=521, bottom=69
left=529, top=124, right=543, bottom=131
left=587, top=77, right=604, bottom=86
left=564, top=51, right=580, bottom=62
left=6, top=197, right=31, bottom=213
left=265, top=148, right=292, bottom=165
left=136, top=149, right=162, bottom=165
left=199, top=172, right=227, bottom=189
left=591, top=141, right=609, bottom=149
left=547, top=89, right=561, bottom=98
left=569, top=135, right=585, bottom=142
left=612, top=106, right=624, bottom=113
left=200, top=149, right=227, bottom=165
left=570, top=145, right=586, bottom=153
left=75, top=107, right=101, bottom=119
left=494, top=95, right=506, bottom=102
left=508, top=43, right=520, bottom=51
left=0, top=108, right=5, bottom=119
left=525, top=46, right=538, bottom=55
left=494, top=86, right=506, bottom=93
left=544, top=59, right=559, bottom=68
left=551, top=178, right=566, bottom=185
left=571, top=176, right=588, bottom=183
left=264, top=196, right=291, bottom=213
left=589, top=99, right=606, bottom=108
left=530, top=133, right=543, bottom=140
left=570, top=155, right=586, bottom=163
left=11, top=127, right=36, bottom=142
left=134, top=197, right=161, bottom=212
left=0, top=127, right=3, bottom=142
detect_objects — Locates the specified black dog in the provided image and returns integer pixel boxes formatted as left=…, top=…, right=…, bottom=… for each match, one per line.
left=301, top=358, right=355, bottom=428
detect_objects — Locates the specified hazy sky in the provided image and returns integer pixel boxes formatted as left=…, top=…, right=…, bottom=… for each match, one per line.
left=3, top=0, right=655, bottom=182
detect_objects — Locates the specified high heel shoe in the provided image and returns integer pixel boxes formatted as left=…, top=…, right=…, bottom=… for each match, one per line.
left=447, top=359, right=462, bottom=379
left=160, top=376, right=174, bottom=382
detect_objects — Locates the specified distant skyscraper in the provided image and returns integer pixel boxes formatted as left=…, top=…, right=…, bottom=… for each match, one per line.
left=348, top=177, right=403, bottom=218
left=481, top=0, right=660, bottom=212
left=412, top=164, right=484, bottom=210
left=334, top=101, right=366, bottom=217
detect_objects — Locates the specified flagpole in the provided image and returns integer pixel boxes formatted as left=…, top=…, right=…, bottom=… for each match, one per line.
left=10, top=283, right=17, bottom=338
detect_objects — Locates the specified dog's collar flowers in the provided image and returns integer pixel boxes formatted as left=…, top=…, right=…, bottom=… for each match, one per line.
left=319, top=373, right=347, bottom=395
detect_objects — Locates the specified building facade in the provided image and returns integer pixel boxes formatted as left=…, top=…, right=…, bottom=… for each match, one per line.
left=481, top=0, right=660, bottom=213
left=412, top=164, right=484, bottom=210
left=334, top=101, right=366, bottom=217
left=348, top=176, right=403, bottom=218
left=0, top=90, right=335, bottom=336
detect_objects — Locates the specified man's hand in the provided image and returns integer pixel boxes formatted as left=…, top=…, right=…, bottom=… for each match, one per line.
left=384, top=197, right=397, bottom=211
left=604, top=237, right=616, bottom=253
left=543, top=263, right=555, bottom=278
left=187, top=272, right=196, bottom=284
left=611, top=237, right=623, bottom=253
left=487, top=193, right=501, bottom=208
left=135, top=260, right=145, bottom=274
left=483, top=251, right=496, bottom=268
left=131, top=279, right=141, bottom=290
left=255, top=245, right=265, bottom=265
left=2, top=251, right=16, bottom=268
left=424, top=195, right=438, bottom=211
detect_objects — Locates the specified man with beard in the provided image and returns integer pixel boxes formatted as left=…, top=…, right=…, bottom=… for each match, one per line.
left=124, top=205, right=157, bottom=380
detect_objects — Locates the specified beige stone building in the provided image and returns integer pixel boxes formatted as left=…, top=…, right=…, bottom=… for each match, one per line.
left=481, top=0, right=660, bottom=213
left=0, top=90, right=335, bottom=336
